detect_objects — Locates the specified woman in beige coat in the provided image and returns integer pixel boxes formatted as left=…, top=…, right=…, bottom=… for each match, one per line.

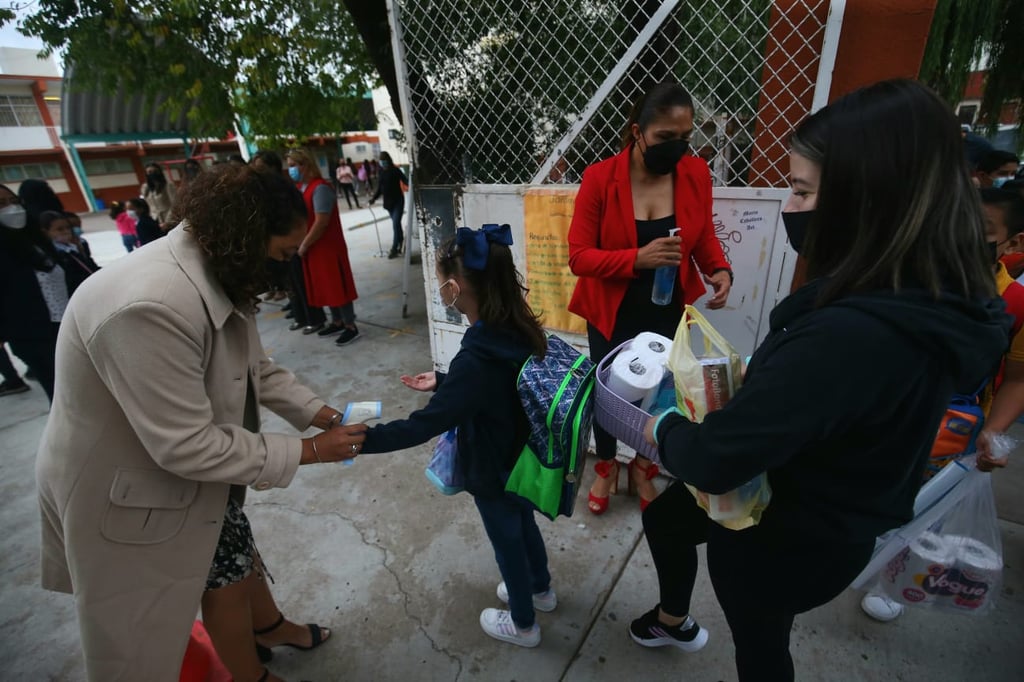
left=37, top=165, right=367, bottom=682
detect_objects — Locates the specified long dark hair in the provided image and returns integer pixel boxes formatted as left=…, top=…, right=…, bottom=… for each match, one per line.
left=1, top=182, right=58, bottom=271
left=18, top=178, right=64, bottom=232
left=620, top=81, right=694, bottom=151
left=802, top=79, right=995, bottom=303
left=145, top=164, right=168, bottom=192
left=178, top=165, right=307, bottom=309
left=438, top=237, right=547, bottom=358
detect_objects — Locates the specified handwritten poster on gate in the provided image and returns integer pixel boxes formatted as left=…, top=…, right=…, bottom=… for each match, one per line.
left=522, top=189, right=587, bottom=335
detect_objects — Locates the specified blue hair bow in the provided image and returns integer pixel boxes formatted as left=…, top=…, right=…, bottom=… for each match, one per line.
left=455, top=223, right=513, bottom=270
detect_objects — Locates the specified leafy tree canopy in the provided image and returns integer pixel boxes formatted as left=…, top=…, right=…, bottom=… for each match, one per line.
left=6, top=0, right=380, bottom=139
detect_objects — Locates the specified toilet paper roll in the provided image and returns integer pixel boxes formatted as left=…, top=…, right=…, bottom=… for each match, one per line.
left=607, top=350, right=665, bottom=404
left=946, top=534, right=1001, bottom=603
left=630, top=332, right=672, bottom=362
left=881, top=532, right=954, bottom=605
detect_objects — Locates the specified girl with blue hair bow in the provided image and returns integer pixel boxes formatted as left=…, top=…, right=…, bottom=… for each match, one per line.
left=360, top=224, right=557, bottom=648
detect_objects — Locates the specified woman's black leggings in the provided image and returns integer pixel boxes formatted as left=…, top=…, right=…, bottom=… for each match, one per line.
left=643, top=482, right=874, bottom=681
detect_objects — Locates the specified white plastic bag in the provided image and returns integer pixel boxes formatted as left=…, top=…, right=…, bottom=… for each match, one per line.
left=877, top=471, right=1001, bottom=614
left=668, top=305, right=769, bottom=530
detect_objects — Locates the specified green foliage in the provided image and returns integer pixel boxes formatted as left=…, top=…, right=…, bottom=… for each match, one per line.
left=13, top=0, right=378, bottom=139
left=920, top=0, right=1023, bottom=137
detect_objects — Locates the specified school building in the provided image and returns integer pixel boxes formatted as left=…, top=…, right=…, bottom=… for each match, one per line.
left=0, top=47, right=396, bottom=213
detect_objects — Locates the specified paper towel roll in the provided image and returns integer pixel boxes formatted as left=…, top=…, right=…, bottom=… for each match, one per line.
left=630, top=332, right=672, bottom=361
left=607, top=350, right=665, bottom=404
left=881, top=532, right=954, bottom=605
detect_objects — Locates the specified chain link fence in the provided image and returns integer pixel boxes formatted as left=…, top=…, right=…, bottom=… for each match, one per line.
left=392, top=0, right=829, bottom=188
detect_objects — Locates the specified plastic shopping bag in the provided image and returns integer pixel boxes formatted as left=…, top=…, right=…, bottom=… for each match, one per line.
left=668, top=305, right=769, bottom=530
left=425, top=428, right=464, bottom=495
left=860, top=466, right=1002, bottom=615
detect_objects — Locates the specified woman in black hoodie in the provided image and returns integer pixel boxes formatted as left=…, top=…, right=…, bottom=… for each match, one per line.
left=627, top=80, right=1009, bottom=681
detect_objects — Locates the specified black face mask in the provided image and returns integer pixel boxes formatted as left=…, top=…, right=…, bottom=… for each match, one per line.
left=638, top=137, right=689, bottom=175
left=781, top=210, right=814, bottom=254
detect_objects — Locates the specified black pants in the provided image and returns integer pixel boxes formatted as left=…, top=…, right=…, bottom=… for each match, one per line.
left=266, top=258, right=289, bottom=294
left=8, top=323, right=60, bottom=402
left=339, top=183, right=360, bottom=210
left=287, top=255, right=325, bottom=327
left=643, top=483, right=874, bottom=681
left=388, top=204, right=404, bottom=254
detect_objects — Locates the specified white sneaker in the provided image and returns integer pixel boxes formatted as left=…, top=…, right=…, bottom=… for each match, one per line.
left=860, top=593, right=905, bottom=622
left=496, top=581, right=558, bottom=612
left=479, top=608, right=541, bottom=648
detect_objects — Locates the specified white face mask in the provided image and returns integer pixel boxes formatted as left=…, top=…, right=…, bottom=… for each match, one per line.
left=127, top=210, right=138, bottom=220
left=0, top=204, right=27, bottom=229
left=439, top=279, right=460, bottom=311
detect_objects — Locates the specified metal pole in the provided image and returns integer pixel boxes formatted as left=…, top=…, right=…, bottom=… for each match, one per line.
left=386, top=0, right=422, bottom=320
left=530, top=0, right=681, bottom=184
left=811, top=0, right=847, bottom=113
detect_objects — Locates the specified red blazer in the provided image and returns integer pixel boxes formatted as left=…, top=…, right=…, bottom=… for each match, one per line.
left=568, top=147, right=730, bottom=340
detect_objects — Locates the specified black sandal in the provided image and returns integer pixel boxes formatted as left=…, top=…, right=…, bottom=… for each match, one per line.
left=254, top=612, right=331, bottom=652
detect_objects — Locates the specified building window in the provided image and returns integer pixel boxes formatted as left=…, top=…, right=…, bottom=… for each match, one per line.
left=83, top=158, right=135, bottom=175
left=0, top=95, right=44, bottom=127
left=45, top=100, right=61, bottom=127
left=355, top=144, right=367, bottom=153
left=1, top=162, right=63, bottom=182
left=958, top=104, right=978, bottom=126
left=388, top=129, right=402, bottom=140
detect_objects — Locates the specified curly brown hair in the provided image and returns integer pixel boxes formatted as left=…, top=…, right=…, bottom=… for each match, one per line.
left=177, top=164, right=306, bottom=309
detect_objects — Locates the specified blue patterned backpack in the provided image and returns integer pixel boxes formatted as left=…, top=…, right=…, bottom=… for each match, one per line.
left=505, top=334, right=595, bottom=519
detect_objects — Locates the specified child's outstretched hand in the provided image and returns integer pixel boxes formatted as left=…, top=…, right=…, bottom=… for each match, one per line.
left=401, top=371, right=437, bottom=392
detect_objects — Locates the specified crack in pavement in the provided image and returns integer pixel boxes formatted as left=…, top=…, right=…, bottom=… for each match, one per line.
left=249, top=500, right=465, bottom=680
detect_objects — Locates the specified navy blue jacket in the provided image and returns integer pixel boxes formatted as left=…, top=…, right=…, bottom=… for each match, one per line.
left=655, top=280, right=1009, bottom=544
left=361, top=322, right=533, bottom=498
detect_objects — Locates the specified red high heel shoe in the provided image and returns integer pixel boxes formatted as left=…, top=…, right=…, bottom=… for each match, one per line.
left=588, top=459, right=620, bottom=515
left=628, top=456, right=660, bottom=512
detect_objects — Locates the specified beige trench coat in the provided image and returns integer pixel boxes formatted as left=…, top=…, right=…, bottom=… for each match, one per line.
left=36, top=226, right=326, bottom=681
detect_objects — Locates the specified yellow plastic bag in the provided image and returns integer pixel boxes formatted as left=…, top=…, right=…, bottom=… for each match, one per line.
left=668, top=305, right=771, bottom=530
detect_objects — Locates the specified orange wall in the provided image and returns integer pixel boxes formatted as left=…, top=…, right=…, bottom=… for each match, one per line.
left=828, top=0, right=937, bottom=101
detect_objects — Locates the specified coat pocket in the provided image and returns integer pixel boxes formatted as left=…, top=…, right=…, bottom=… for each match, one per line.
left=101, top=468, right=199, bottom=545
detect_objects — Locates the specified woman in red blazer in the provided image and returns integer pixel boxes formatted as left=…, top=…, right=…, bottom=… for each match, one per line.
left=568, top=81, right=732, bottom=515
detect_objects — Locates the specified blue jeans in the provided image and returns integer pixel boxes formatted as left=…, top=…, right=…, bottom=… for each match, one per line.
left=474, top=494, right=551, bottom=629
left=389, top=205, right=404, bottom=253
left=122, top=234, right=138, bottom=253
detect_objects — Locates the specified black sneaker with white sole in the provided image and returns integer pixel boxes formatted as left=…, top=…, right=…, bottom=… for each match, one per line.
left=629, top=606, right=708, bottom=652
left=335, top=326, right=360, bottom=346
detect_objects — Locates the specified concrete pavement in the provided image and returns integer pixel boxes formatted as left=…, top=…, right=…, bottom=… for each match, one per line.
left=2, top=202, right=1023, bottom=681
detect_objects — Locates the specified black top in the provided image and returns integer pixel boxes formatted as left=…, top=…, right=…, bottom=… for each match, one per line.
left=616, top=215, right=681, bottom=339
left=57, top=248, right=100, bottom=296
left=136, top=216, right=165, bottom=245
left=361, top=321, right=532, bottom=498
left=0, top=228, right=61, bottom=340
left=370, top=165, right=409, bottom=211
left=655, top=279, right=1010, bottom=543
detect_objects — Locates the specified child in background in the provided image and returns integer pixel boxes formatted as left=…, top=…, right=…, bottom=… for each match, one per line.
left=128, top=197, right=164, bottom=245
left=978, top=187, right=1024, bottom=467
left=358, top=224, right=556, bottom=648
left=109, top=201, right=138, bottom=253
left=63, top=211, right=92, bottom=259
left=39, top=210, right=99, bottom=295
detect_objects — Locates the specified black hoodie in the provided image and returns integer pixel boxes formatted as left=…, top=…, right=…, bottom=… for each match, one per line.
left=655, top=280, right=1010, bottom=543
left=361, top=321, right=532, bottom=498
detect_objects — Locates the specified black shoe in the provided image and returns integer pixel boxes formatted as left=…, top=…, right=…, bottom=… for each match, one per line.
left=335, top=326, right=360, bottom=346
left=302, top=323, right=325, bottom=335
left=387, top=250, right=399, bottom=259
left=282, top=302, right=293, bottom=312
left=317, top=323, right=345, bottom=337
left=289, top=321, right=304, bottom=331
left=628, top=606, right=708, bottom=652
left=0, top=380, right=30, bottom=397
left=285, top=311, right=295, bottom=319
